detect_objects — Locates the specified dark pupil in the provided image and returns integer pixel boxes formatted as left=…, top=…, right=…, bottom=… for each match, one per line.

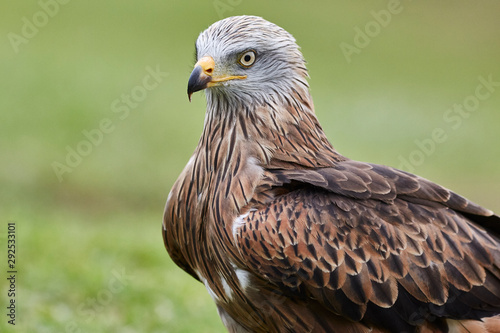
left=244, top=54, right=252, bottom=62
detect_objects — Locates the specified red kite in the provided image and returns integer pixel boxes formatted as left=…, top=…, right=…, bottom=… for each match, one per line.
left=163, top=15, right=500, bottom=333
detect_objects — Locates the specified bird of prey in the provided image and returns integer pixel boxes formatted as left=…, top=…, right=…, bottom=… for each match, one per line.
left=163, top=15, right=500, bottom=333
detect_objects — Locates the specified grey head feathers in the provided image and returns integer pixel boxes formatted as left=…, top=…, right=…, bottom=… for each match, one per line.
left=194, top=16, right=309, bottom=107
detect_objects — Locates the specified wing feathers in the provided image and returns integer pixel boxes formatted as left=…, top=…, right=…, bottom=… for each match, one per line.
left=370, top=278, right=398, bottom=308
left=271, top=160, right=494, bottom=219
left=342, top=265, right=373, bottom=305
left=236, top=159, right=500, bottom=328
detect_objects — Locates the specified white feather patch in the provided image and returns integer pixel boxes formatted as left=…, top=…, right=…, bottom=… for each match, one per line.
left=235, top=268, right=251, bottom=291
left=197, top=272, right=220, bottom=302
left=221, top=276, right=233, bottom=300
left=232, top=211, right=250, bottom=241
left=231, top=262, right=252, bottom=292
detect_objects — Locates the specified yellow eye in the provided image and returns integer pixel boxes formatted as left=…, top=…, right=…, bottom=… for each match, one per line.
left=239, top=50, right=256, bottom=67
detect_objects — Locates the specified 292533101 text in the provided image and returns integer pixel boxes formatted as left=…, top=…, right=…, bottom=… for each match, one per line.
left=7, top=221, right=17, bottom=326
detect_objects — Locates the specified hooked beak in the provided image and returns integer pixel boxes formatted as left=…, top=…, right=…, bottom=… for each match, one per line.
left=187, top=56, right=247, bottom=101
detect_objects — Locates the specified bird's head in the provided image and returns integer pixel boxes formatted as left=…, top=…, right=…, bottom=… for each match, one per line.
left=188, top=16, right=309, bottom=106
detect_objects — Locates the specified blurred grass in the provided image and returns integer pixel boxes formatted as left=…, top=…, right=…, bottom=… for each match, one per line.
left=1, top=0, right=499, bottom=332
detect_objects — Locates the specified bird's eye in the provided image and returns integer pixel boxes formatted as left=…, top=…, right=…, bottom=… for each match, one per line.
left=238, top=50, right=256, bottom=67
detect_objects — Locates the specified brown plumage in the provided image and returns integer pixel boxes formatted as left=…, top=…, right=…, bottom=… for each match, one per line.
left=163, top=16, right=500, bottom=332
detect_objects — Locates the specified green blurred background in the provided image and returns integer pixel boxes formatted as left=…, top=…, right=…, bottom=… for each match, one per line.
left=1, top=0, right=499, bottom=332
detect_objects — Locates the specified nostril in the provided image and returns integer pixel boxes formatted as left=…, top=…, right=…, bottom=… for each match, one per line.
left=205, top=68, right=213, bottom=74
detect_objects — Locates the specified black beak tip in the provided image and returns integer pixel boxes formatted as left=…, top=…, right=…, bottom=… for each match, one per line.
left=187, top=65, right=210, bottom=101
